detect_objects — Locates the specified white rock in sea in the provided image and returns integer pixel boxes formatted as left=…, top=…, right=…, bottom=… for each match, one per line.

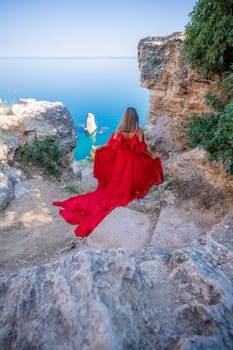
left=84, top=112, right=97, bottom=134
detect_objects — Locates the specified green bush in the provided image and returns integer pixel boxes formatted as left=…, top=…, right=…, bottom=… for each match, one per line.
left=184, top=0, right=233, bottom=77
left=20, top=135, right=63, bottom=175
left=183, top=1, right=233, bottom=175
left=183, top=103, right=233, bottom=175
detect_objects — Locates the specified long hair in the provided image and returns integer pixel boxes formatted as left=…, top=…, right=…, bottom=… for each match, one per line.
left=119, top=107, right=139, bottom=132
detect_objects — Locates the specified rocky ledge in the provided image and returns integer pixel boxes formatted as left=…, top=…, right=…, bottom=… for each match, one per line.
left=0, top=212, right=233, bottom=350
left=0, top=99, right=77, bottom=209
left=0, top=98, right=77, bottom=164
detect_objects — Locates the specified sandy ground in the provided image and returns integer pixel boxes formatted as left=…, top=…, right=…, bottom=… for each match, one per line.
left=0, top=178, right=89, bottom=276
left=1, top=165, right=232, bottom=277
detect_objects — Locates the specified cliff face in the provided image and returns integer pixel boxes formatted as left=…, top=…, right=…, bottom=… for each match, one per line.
left=138, top=32, right=219, bottom=152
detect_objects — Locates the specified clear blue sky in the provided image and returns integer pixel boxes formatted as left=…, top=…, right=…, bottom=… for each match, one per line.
left=0, top=0, right=197, bottom=57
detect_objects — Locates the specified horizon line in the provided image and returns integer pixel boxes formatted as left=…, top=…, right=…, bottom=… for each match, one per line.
left=0, top=55, right=137, bottom=60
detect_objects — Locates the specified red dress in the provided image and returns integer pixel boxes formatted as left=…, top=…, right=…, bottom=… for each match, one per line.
left=52, top=131, right=163, bottom=237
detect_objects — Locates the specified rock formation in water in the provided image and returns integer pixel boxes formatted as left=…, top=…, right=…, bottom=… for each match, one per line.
left=84, top=112, right=97, bottom=134
left=138, top=32, right=220, bottom=152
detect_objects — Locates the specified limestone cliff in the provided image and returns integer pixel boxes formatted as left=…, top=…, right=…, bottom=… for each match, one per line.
left=138, top=32, right=220, bottom=152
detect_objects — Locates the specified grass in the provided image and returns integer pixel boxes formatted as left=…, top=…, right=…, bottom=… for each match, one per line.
left=0, top=99, right=14, bottom=115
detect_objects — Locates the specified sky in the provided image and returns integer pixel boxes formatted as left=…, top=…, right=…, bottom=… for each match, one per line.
left=0, top=0, right=197, bottom=57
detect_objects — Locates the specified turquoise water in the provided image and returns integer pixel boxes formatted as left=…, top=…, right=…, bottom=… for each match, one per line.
left=0, top=57, right=149, bottom=159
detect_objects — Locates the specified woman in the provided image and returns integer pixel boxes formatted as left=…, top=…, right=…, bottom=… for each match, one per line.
left=53, top=107, right=163, bottom=237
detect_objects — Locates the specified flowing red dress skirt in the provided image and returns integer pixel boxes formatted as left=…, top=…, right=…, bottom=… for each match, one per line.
left=52, top=133, right=163, bottom=237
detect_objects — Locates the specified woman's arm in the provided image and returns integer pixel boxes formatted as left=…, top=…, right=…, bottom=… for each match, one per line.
left=113, top=126, right=121, bottom=140
left=136, top=127, right=144, bottom=142
left=144, top=150, right=158, bottom=159
left=94, top=144, right=107, bottom=151
left=136, top=128, right=158, bottom=159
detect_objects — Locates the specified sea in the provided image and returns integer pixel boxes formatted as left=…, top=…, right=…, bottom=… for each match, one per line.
left=0, top=57, right=149, bottom=160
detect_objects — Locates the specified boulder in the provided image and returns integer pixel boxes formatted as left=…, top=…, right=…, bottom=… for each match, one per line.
left=68, top=160, right=98, bottom=192
left=0, top=131, right=19, bottom=164
left=0, top=161, right=29, bottom=210
left=0, top=163, right=13, bottom=210
left=0, top=99, right=77, bottom=166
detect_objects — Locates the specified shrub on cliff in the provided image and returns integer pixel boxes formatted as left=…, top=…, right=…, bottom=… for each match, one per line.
left=184, top=0, right=233, bottom=77
left=184, top=107, right=233, bottom=175
left=183, top=0, right=233, bottom=175
left=183, top=71, right=233, bottom=175
left=19, top=135, right=63, bottom=175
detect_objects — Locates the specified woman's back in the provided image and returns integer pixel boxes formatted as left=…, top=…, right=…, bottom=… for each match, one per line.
left=114, top=126, right=144, bottom=142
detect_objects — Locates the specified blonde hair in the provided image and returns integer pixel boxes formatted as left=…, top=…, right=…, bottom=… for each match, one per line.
left=119, top=107, right=139, bottom=132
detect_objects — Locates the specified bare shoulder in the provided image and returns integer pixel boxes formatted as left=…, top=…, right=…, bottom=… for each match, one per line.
left=113, top=126, right=121, bottom=139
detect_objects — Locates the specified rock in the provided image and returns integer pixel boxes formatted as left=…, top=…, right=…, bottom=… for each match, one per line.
left=1, top=214, right=233, bottom=350
left=0, top=162, right=29, bottom=209
left=71, top=160, right=97, bottom=192
left=0, top=162, right=14, bottom=209
left=167, top=148, right=233, bottom=194
left=145, top=116, right=183, bottom=153
left=0, top=175, right=13, bottom=210
left=0, top=249, right=170, bottom=350
left=168, top=213, right=233, bottom=349
left=0, top=130, right=19, bottom=164
left=0, top=99, right=79, bottom=208
left=0, top=99, right=77, bottom=166
left=87, top=207, right=151, bottom=253
left=151, top=205, right=206, bottom=251
left=80, top=167, right=98, bottom=192
left=70, top=160, right=82, bottom=178
left=13, top=180, right=30, bottom=198
left=138, top=32, right=220, bottom=152
left=166, top=149, right=233, bottom=224
left=84, top=112, right=97, bottom=134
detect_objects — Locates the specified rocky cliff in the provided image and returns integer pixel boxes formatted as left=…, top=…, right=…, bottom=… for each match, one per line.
left=138, top=32, right=220, bottom=152
left=138, top=31, right=233, bottom=225
left=0, top=98, right=77, bottom=165
left=0, top=99, right=77, bottom=209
